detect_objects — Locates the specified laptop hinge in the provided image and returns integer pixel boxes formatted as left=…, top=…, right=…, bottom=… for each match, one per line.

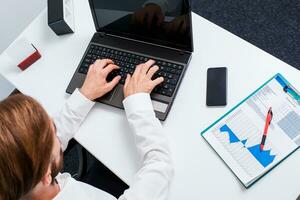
left=99, top=32, right=106, bottom=37
left=179, top=50, right=185, bottom=55
left=102, top=32, right=191, bottom=54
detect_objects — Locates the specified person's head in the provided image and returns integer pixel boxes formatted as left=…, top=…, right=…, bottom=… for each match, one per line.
left=0, top=94, right=63, bottom=200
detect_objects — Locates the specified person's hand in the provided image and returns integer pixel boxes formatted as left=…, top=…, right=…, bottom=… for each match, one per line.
left=80, top=59, right=121, bottom=101
left=132, top=3, right=164, bottom=29
left=123, top=59, right=164, bottom=98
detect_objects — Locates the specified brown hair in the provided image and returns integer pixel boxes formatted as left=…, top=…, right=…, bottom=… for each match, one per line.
left=0, top=94, right=54, bottom=200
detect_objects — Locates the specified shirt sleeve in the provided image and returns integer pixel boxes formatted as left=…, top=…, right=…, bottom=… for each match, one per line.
left=119, top=93, right=174, bottom=200
left=53, top=89, right=95, bottom=151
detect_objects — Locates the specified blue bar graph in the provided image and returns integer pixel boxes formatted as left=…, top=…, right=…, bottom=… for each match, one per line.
left=220, top=124, right=276, bottom=167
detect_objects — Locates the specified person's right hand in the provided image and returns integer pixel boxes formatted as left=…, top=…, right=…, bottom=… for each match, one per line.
left=80, top=59, right=121, bottom=101
left=123, top=60, right=164, bottom=98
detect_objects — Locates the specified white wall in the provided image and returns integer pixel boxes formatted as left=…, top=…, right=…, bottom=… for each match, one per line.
left=0, top=0, right=46, bottom=53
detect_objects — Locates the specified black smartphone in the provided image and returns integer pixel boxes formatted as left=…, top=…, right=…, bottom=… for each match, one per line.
left=206, top=67, right=227, bottom=106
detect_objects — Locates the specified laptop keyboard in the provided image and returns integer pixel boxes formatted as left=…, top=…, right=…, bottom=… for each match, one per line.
left=78, top=44, right=184, bottom=97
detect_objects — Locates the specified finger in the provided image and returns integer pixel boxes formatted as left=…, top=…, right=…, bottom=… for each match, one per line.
left=94, top=59, right=114, bottom=68
left=94, top=59, right=104, bottom=67
left=132, top=64, right=143, bottom=78
left=145, top=59, right=155, bottom=66
left=102, top=64, right=119, bottom=76
left=106, top=75, right=121, bottom=90
left=87, top=64, right=95, bottom=74
left=141, top=60, right=155, bottom=75
left=124, top=74, right=131, bottom=89
left=147, top=65, right=159, bottom=79
left=152, top=77, right=164, bottom=87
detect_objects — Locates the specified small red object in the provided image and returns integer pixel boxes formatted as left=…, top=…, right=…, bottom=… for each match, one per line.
left=17, top=45, right=41, bottom=71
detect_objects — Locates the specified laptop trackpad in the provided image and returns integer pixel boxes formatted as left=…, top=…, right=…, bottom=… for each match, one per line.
left=109, top=85, right=168, bottom=113
left=151, top=100, right=168, bottom=113
left=100, top=89, right=115, bottom=101
left=109, top=85, right=125, bottom=108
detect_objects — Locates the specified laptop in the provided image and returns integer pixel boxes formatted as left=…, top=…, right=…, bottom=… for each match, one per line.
left=66, top=0, right=194, bottom=120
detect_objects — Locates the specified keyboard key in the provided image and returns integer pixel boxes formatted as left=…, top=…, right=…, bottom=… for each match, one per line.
left=120, top=77, right=126, bottom=84
left=79, top=67, right=88, bottom=74
left=166, top=78, right=177, bottom=85
left=84, top=58, right=91, bottom=63
left=165, top=88, right=174, bottom=96
left=129, top=69, right=134, bottom=74
left=175, top=70, right=182, bottom=75
left=177, top=65, right=183, bottom=70
left=130, top=64, right=135, bottom=69
left=165, top=67, right=172, bottom=73
left=82, top=63, right=90, bottom=68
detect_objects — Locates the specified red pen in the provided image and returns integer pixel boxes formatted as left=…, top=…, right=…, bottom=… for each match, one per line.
left=260, top=107, right=273, bottom=151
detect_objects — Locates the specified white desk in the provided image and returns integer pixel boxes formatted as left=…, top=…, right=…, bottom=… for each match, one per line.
left=1, top=0, right=300, bottom=199
left=0, top=74, right=15, bottom=100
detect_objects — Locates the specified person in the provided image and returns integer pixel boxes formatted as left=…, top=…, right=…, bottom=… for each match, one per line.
left=0, top=59, right=174, bottom=200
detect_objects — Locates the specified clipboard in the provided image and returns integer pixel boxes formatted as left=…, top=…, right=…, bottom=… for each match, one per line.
left=201, top=73, right=300, bottom=187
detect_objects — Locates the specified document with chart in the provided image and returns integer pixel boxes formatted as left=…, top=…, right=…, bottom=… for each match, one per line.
left=201, top=74, right=300, bottom=187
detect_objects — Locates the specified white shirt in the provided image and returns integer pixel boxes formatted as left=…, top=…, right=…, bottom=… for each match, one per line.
left=53, top=89, right=174, bottom=200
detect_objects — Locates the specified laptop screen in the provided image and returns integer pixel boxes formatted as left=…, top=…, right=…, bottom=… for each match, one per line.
left=89, top=0, right=193, bottom=52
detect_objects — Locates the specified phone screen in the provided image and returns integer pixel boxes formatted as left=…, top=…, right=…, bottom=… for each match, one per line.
left=206, top=67, right=227, bottom=106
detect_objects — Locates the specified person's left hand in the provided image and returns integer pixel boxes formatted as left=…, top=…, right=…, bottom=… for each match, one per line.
left=80, top=59, right=121, bottom=101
